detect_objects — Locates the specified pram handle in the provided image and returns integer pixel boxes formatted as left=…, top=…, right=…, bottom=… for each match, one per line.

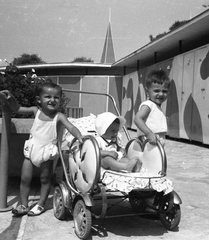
left=57, top=137, right=79, bottom=195
left=141, top=138, right=167, bottom=176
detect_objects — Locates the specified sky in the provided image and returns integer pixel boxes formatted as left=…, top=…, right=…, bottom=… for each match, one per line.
left=0, top=0, right=207, bottom=65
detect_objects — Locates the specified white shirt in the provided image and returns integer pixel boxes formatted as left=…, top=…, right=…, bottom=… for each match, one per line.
left=137, top=100, right=167, bottom=136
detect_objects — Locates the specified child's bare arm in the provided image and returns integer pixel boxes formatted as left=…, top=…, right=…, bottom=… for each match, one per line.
left=134, top=106, right=157, bottom=144
left=58, top=113, right=83, bottom=143
left=100, top=150, right=118, bottom=159
left=1, top=90, right=37, bottom=115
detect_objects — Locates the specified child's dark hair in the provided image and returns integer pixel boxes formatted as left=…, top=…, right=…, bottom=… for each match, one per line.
left=37, top=81, right=62, bottom=96
left=145, top=69, right=170, bottom=89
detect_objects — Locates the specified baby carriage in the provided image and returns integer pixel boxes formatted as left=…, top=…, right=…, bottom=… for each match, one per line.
left=53, top=90, right=182, bottom=239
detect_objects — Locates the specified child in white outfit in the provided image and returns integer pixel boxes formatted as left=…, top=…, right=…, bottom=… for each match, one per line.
left=134, top=69, right=170, bottom=146
left=2, top=82, right=82, bottom=216
left=24, top=109, right=60, bottom=167
left=95, top=112, right=142, bottom=172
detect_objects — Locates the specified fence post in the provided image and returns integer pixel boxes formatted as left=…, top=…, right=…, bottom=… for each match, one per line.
left=0, top=103, right=13, bottom=212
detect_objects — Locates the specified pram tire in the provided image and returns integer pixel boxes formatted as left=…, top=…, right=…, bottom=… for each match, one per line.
left=73, top=199, right=92, bottom=239
left=53, top=186, right=67, bottom=220
left=159, top=204, right=181, bottom=230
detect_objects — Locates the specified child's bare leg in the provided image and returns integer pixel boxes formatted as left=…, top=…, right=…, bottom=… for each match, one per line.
left=20, top=158, right=33, bottom=207
left=38, top=160, right=53, bottom=207
left=120, top=156, right=143, bottom=172
left=131, top=157, right=143, bottom=172
left=102, top=156, right=138, bottom=172
left=119, top=157, right=129, bottom=163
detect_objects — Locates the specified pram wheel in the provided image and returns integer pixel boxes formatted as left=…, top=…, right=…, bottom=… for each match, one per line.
left=129, top=190, right=154, bottom=212
left=159, top=203, right=181, bottom=230
left=73, top=199, right=92, bottom=239
left=53, top=186, right=67, bottom=220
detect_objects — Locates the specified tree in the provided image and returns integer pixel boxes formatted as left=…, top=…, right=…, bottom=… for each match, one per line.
left=12, top=53, right=46, bottom=66
left=203, top=4, right=209, bottom=8
left=149, top=32, right=167, bottom=42
left=169, top=20, right=189, bottom=31
left=0, top=66, right=69, bottom=118
left=149, top=20, right=189, bottom=42
left=71, top=57, right=94, bottom=63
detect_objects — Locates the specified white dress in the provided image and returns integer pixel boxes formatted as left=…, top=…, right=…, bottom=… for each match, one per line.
left=23, top=109, right=59, bottom=167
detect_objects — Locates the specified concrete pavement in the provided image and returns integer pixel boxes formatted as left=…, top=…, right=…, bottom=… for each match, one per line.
left=0, top=132, right=209, bottom=240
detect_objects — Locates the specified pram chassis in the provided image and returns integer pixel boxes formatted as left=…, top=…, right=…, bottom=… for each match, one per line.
left=53, top=89, right=182, bottom=239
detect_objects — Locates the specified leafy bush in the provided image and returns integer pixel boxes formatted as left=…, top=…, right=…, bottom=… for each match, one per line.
left=71, top=57, right=94, bottom=63
left=149, top=20, right=189, bottom=42
left=0, top=65, right=70, bottom=118
left=169, top=20, right=189, bottom=31
left=12, top=53, right=46, bottom=65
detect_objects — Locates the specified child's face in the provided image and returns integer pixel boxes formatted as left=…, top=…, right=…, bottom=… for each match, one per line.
left=37, top=86, right=61, bottom=112
left=146, top=82, right=169, bottom=106
left=102, top=122, right=120, bottom=140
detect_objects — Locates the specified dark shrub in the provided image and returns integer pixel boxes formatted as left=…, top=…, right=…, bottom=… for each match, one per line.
left=0, top=66, right=70, bottom=118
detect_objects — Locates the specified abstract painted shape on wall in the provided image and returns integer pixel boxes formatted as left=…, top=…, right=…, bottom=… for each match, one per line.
left=200, top=50, right=209, bottom=80
left=183, top=94, right=193, bottom=140
left=124, top=78, right=134, bottom=127
left=134, top=87, right=142, bottom=115
left=135, top=70, right=144, bottom=115
left=166, top=79, right=180, bottom=138
left=184, top=94, right=203, bottom=142
left=191, top=98, right=203, bottom=143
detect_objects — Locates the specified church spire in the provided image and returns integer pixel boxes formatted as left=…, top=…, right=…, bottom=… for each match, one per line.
left=100, top=8, right=115, bottom=64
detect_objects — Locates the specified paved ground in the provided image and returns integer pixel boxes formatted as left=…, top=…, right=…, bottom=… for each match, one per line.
left=0, top=131, right=209, bottom=240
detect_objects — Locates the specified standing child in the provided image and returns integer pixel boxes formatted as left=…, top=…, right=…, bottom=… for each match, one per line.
left=134, top=69, right=170, bottom=146
left=95, top=112, right=142, bottom=172
left=2, top=82, right=83, bottom=216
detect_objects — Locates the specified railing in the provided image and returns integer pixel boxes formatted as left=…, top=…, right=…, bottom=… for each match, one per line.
left=66, top=107, right=83, bottom=118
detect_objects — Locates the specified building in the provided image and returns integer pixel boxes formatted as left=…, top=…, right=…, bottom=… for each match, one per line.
left=1, top=9, right=209, bottom=144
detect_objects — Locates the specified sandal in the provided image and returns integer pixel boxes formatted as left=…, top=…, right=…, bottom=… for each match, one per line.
left=27, top=204, right=45, bottom=216
left=12, top=205, right=30, bottom=216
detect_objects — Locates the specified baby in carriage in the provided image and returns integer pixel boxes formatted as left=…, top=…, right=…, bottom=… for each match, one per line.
left=95, top=112, right=142, bottom=173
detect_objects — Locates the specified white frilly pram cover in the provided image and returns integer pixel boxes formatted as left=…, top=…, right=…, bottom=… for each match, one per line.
left=100, top=170, right=173, bottom=195
left=62, top=114, right=173, bottom=195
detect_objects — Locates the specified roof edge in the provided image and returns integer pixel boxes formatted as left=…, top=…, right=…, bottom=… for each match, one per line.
left=112, top=8, right=209, bottom=67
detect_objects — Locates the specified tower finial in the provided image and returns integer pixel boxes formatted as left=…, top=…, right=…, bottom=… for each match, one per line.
left=100, top=8, right=115, bottom=64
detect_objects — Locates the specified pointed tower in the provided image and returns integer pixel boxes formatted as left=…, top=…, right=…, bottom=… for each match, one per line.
left=100, top=9, right=115, bottom=64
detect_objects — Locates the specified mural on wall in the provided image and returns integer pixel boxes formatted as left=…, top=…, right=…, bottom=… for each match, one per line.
left=123, top=78, right=134, bottom=127
left=200, top=50, right=209, bottom=80
left=166, top=79, right=180, bottom=138
left=122, top=72, right=145, bottom=129
left=185, top=94, right=203, bottom=143
left=108, top=76, right=123, bottom=115
left=122, top=45, right=209, bottom=144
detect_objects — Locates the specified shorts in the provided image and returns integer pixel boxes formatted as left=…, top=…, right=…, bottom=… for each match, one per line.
left=23, top=139, right=59, bottom=167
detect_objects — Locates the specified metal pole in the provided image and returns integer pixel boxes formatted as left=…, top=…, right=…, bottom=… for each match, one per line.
left=0, top=103, right=13, bottom=211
